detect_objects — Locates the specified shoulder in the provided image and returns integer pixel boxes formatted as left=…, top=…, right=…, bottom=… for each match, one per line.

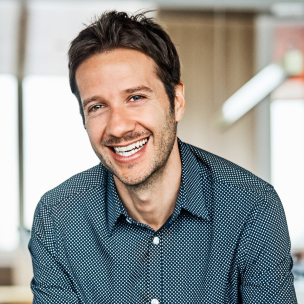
left=31, top=163, right=109, bottom=240
left=182, top=140, right=274, bottom=198
left=38, top=163, right=108, bottom=207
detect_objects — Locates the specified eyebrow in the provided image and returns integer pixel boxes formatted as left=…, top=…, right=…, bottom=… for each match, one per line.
left=123, top=85, right=153, bottom=95
left=82, top=86, right=153, bottom=108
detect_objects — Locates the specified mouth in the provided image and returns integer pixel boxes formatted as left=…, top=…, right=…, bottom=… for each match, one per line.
left=111, top=138, right=148, bottom=157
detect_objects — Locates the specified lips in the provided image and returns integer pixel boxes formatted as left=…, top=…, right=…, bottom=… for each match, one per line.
left=112, top=138, right=148, bottom=157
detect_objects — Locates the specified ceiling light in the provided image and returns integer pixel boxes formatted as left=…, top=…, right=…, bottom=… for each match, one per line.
left=216, top=63, right=286, bottom=127
left=216, top=50, right=304, bottom=128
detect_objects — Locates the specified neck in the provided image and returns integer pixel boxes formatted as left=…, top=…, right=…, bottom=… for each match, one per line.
left=114, top=138, right=182, bottom=231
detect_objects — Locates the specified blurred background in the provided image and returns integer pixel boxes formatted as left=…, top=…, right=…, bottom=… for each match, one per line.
left=1, top=0, right=304, bottom=302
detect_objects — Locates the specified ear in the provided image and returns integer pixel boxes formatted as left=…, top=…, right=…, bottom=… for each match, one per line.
left=174, top=81, right=185, bottom=122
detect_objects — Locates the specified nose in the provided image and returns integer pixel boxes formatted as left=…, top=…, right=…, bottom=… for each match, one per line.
left=105, top=106, right=135, bottom=138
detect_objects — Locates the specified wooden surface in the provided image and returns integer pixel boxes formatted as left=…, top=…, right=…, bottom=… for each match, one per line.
left=0, top=286, right=32, bottom=304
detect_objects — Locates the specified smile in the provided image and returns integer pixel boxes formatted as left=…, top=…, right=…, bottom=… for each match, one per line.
left=113, top=138, right=148, bottom=157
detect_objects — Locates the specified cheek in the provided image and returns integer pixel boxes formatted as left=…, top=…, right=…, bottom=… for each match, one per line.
left=85, top=119, right=106, bottom=143
left=138, top=103, right=168, bottom=127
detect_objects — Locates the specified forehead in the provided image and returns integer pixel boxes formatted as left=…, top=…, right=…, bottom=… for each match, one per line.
left=75, top=49, right=159, bottom=99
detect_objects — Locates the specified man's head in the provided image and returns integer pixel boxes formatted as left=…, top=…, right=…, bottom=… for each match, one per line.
left=68, top=11, right=181, bottom=125
left=68, top=11, right=185, bottom=187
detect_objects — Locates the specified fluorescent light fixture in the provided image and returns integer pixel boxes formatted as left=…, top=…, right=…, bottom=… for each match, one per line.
left=217, top=49, right=304, bottom=128
left=217, top=63, right=287, bottom=127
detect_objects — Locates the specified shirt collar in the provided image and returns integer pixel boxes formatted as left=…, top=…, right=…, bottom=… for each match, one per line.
left=177, top=138, right=209, bottom=220
left=106, top=138, right=210, bottom=235
left=106, top=172, right=126, bottom=235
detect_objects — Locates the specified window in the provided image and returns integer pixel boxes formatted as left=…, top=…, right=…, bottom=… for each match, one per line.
left=0, top=75, right=19, bottom=251
left=23, top=75, right=99, bottom=229
left=271, top=99, right=304, bottom=249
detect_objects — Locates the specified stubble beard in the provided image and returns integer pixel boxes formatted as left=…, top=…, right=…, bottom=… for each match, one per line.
left=95, top=106, right=177, bottom=191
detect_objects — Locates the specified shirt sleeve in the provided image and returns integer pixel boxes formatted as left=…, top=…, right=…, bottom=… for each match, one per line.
left=28, top=200, right=81, bottom=304
left=237, top=187, right=298, bottom=303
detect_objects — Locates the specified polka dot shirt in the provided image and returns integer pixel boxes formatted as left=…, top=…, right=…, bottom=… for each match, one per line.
left=29, top=139, right=297, bottom=303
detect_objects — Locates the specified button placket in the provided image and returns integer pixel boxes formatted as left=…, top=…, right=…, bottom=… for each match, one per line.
left=149, top=233, right=162, bottom=304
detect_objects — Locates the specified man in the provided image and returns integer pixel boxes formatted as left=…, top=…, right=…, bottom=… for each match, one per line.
left=29, top=11, right=297, bottom=303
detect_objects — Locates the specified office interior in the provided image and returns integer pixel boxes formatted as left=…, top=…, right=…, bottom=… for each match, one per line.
left=1, top=0, right=304, bottom=303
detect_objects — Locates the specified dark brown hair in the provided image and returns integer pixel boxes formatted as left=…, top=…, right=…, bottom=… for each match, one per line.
left=68, top=11, right=181, bottom=125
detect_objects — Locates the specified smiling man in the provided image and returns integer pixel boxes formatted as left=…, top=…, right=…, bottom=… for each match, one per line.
left=29, top=11, right=297, bottom=303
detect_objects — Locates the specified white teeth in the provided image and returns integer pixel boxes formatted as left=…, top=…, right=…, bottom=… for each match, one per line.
left=113, top=138, right=148, bottom=156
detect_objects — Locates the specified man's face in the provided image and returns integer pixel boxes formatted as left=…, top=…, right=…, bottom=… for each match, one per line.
left=75, top=48, right=184, bottom=186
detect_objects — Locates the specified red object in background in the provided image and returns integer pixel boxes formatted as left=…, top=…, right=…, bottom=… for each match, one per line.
left=274, top=26, right=304, bottom=80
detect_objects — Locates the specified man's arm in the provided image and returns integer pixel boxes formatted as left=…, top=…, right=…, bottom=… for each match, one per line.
left=238, top=187, right=297, bottom=303
left=28, top=200, right=81, bottom=303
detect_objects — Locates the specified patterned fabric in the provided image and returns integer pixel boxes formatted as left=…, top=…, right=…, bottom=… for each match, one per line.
left=29, top=139, right=297, bottom=303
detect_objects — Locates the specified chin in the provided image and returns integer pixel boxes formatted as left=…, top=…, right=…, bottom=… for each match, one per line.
left=115, top=171, right=154, bottom=187
left=116, top=160, right=169, bottom=190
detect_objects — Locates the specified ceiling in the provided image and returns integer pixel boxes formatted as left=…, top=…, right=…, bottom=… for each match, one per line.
left=18, top=0, right=304, bottom=12
left=1, top=0, right=304, bottom=75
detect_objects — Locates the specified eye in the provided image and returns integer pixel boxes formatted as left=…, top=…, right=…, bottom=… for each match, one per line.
left=89, top=104, right=104, bottom=112
left=130, top=95, right=144, bottom=102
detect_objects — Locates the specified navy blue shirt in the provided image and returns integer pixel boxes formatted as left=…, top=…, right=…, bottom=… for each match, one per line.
left=29, top=139, right=297, bottom=303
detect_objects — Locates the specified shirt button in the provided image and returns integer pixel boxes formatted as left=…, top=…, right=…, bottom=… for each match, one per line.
left=151, top=299, right=159, bottom=304
left=153, top=236, right=160, bottom=245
